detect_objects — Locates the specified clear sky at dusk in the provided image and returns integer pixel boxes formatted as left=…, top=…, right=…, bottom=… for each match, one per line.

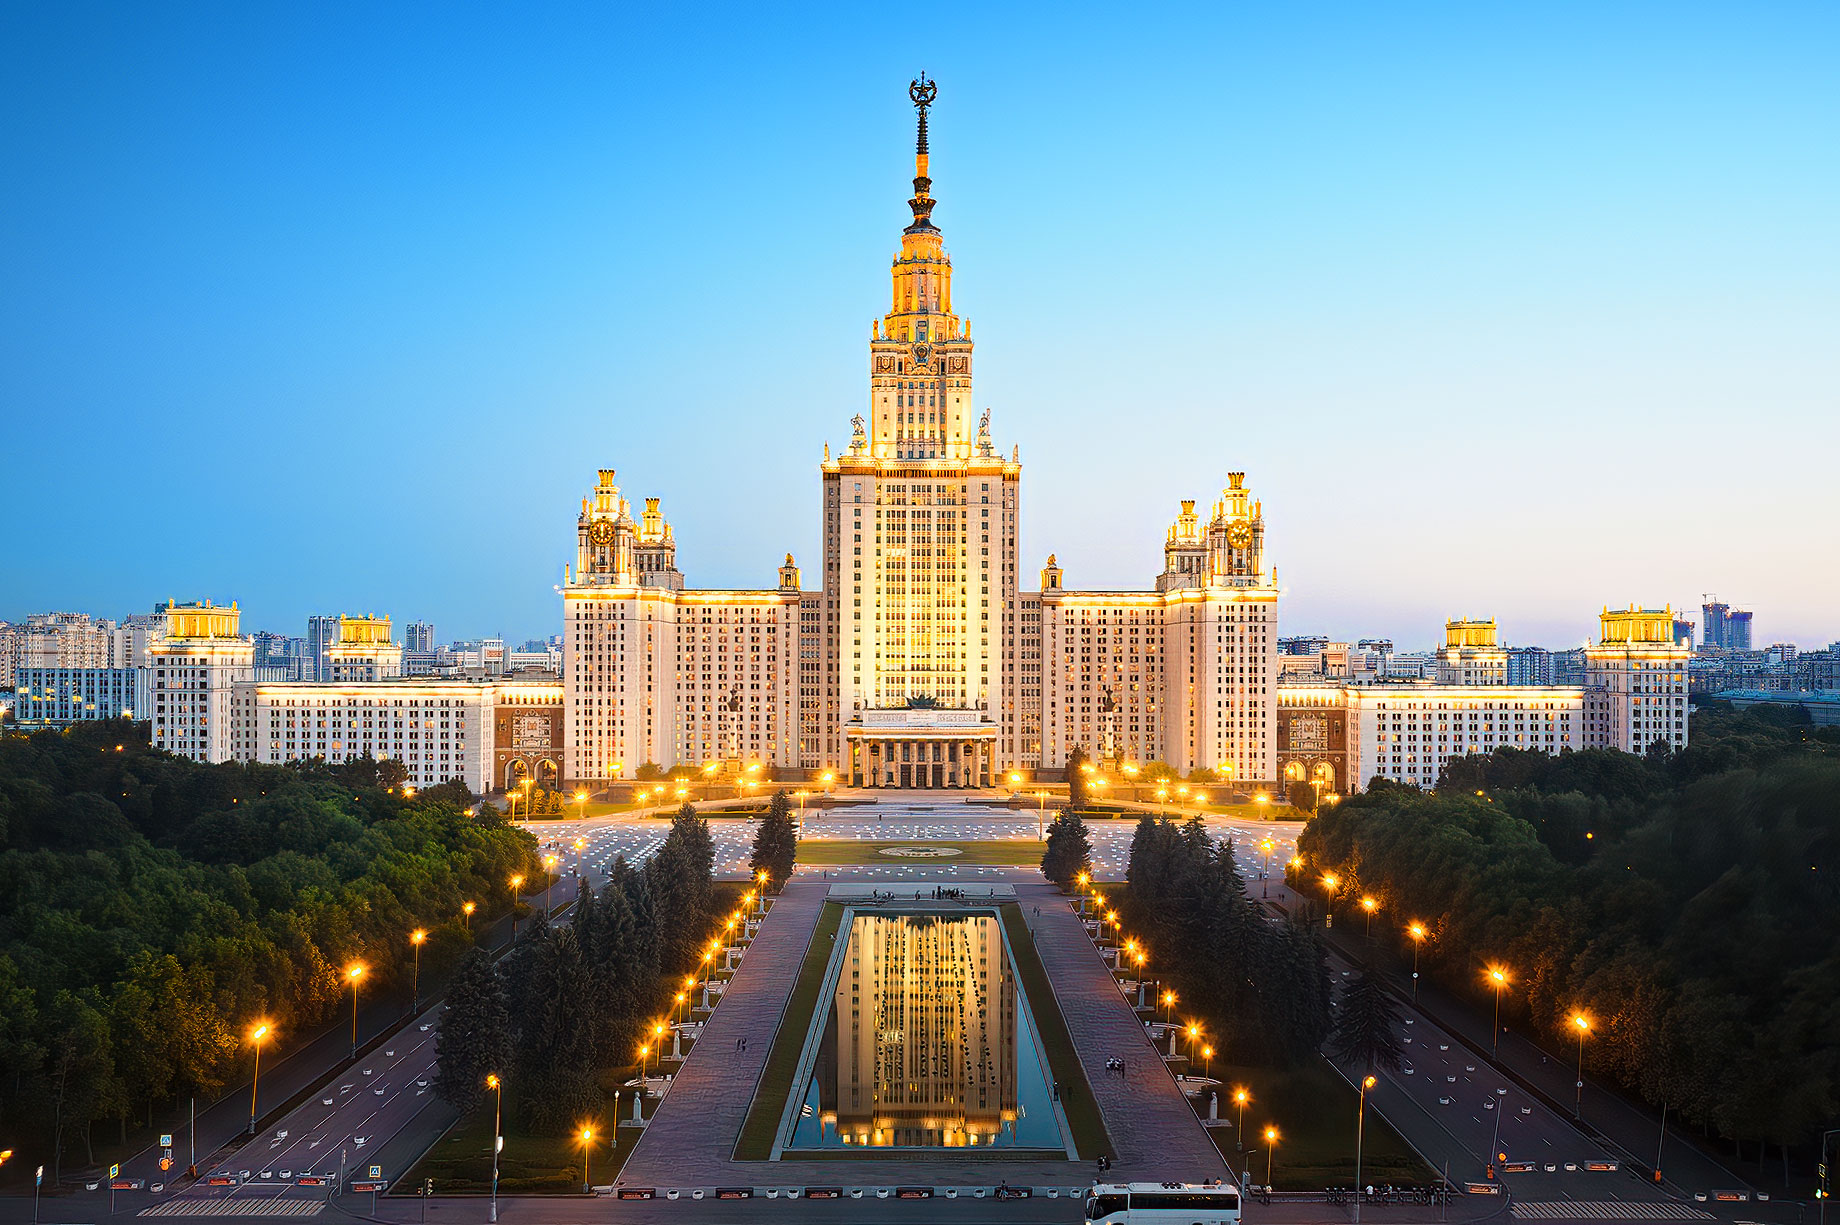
left=3, top=3, right=1835, bottom=649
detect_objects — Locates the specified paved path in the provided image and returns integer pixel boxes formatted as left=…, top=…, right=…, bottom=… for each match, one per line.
left=620, top=881, right=826, bottom=1189
left=1016, top=881, right=1233, bottom=1184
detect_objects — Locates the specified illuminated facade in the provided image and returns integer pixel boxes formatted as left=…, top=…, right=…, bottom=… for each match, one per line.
left=1280, top=606, right=1691, bottom=792
left=150, top=600, right=254, bottom=764
left=559, top=78, right=1279, bottom=788
left=324, top=615, right=404, bottom=682
left=231, top=679, right=496, bottom=791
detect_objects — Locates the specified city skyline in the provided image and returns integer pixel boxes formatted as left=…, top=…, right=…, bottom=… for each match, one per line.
left=4, top=6, right=1837, bottom=644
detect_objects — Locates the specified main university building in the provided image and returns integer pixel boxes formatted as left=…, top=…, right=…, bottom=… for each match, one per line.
left=147, top=81, right=1691, bottom=795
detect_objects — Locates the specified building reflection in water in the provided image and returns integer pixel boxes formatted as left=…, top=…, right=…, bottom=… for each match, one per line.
left=788, top=910, right=1067, bottom=1151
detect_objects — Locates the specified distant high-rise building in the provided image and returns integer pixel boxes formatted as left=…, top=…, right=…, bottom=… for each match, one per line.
left=1506, top=645, right=1553, bottom=686
left=1279, top=635, right=1329, bottom=656
left=1700, top=599, right=1754, bottom=651
left=324, top=615, right=403, bottom=682
left=11, top=667, right=152, bottom=726
left=1672, top=618, right=1694, bottom=648
left=306, top=615, right=340, bottom=681
left=1436, top=620, right=1507, bottom=686
left=406, top=621, right=436, bottom=653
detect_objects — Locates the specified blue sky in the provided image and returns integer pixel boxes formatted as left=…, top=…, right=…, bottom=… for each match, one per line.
left=4, top=3, right=1836, bottom=648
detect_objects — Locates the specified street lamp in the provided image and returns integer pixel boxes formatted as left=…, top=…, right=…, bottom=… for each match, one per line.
left=579, top=1127, right=594, bottom=1194
left=1485, top=964, right=1511, bottom=1059
left=1353, top=1075, right=1377, bottom=1224
left=1263, top=1125, right=1280, bottom=1190
left=542, top=855, right=560, bottom=919
left=573, top=836, right=586, bottom=878
left=1035, top=790, right=1048, bottom=841
left=1233, top=1086, right=1249, bottom=1143
left=247, top=1022, right=271, bottom=1136
left=820, top=770, right=834, bottom=794
left=486, top=1074, right=502, bottom=1222
left=1406, top=922, right=1427, bottom=1001
left=757, top=869, right=770, bottom=909
left=1162, top=990, right=1177, bottom=1025
left=1202, top=1044, right=1213, bottom=1079
left=1570, top=1014, right=1591, bottom=1117
left=1360, top=895, right=1377, bottom=939
left=508, top=876, right=525, bottom=944
left=463, top=901, right=476, bottom=933
left=346, top=964, right=365, bottom=1058
left=1321, top=872, right=1340, bottom=928
left=410, top=929, right=427, bottom=1011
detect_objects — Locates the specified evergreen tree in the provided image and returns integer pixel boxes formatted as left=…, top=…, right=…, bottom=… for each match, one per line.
left=1328, top=971, right=1404, bottom=1075
left=434, top=949, right=511, bottom=1113
left=749, top=790, right=799, bottom=891
left=1066, top=747, right=1091, bottom=811
left=1040, top=808, right=1093, bottom=890
left=645, top=805, right=714, bottom=969
left=513, top=926, right=601, bottom=1134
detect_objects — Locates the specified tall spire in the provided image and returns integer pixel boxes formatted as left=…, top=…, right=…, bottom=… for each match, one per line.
left=906, top=73, right=939, bottom=234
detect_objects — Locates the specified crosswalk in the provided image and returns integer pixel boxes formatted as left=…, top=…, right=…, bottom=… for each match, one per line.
left=1512, top=1203, right=1712, bottom=1221
left=140, top=1198, right=325, bottom=1217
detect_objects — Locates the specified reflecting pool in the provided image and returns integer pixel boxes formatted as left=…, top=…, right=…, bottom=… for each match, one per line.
left=785, top=910, right=1066, bottom=1151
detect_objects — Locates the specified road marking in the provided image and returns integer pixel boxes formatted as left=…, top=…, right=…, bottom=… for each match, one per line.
left=140, top=1200, right=325, bottom=1217
left=1511, top=1203, right=1712, bottom=1220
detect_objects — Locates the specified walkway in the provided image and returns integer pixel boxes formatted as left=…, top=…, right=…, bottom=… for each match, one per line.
left=1016, top=881, right=1233, bottom=1183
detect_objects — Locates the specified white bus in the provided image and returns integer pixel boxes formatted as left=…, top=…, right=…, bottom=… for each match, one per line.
left=1084, top=1180, right=1242, bottom=1224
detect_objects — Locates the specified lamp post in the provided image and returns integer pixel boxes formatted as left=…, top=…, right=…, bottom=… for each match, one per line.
left=1570, top=1014, right=1591, bottom=1117
left=247, top=1022, right=270, bottom=1136
left=543, top=855, right=560, bottom=919
left=486, top=1074, right=502, bottom=1222
left=1036, top=790, right=1048, bottom=841
left=508, top=875, right=525, bottom=945
left=1321, top=872, right=1340, bottom=928
left=1162, top=990, right=1177, bottom=1025
left=1353, top=1075, right=1377, bottom=1224
left=1486, top=965, right=1511, bottom=1059
left=1264, top=1125, right=1279, bottom=1190
left=1232, top=1086, right=1249, bottom=1143
left=463, top=901, right=476, bottom=934
left=346, top=964, right=365, bottom=1058
left=573, top=836, right=586, bottom=878
left=1359, top=895, right=1377, bottom=940
left=1407, top=922, right=1427, bottom=1001
left=757, top=870, right=770, bottom=910
left=579, top=1127, right=594, bottom=1195
left=410, top=929, right=426, bottom=1011
left=1201, top=1044, right=1213, bottom=1080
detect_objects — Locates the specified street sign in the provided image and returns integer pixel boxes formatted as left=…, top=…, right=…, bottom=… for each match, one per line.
left=160, top=1134, right=172, bottom=1147
left=110, top=1163, right=120, bottom=1178
left=369, top=1165, right=381, bottom=1178
left=36, top=1166, right=44, bottom=1187
left=350, top=1181, right=388, bottom=1193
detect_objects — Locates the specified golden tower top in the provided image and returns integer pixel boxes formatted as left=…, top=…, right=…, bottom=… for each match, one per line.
left=906, top=73, right=938, bottom=235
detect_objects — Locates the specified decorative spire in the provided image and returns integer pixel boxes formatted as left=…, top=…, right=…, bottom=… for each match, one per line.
left=906, top=73, right=939, bottom=234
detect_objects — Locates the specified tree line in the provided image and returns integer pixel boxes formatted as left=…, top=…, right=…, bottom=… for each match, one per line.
left=1120, top=813, right=1333, bottom=1068
left=435, top=802, right=729, bottom=1134
left=0, top=720, right=539, bottom=1180
left=1297, top=701, right=1840, bottom=1172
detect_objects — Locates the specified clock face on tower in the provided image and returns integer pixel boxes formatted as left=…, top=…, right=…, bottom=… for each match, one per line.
left=1227, top=521, right=1253, bottom=549
left=588, top=520, right=616, bottom=546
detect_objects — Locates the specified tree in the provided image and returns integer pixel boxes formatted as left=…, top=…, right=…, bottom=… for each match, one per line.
left=434, top=949, right=511, bottom=1114
left=635, top=762, right=665, bottom=781
left=750, top=790, right=798, bottom=892
left=377, top=757, right=410, bottom=792
left=646, top=805, right=714, bottom=969
left=1066, top=747, right=1092, bottom=811
left=513, top=927, right=601, bottom=1134
left=1328, top=972, right=1405, bottom=1075
left=1040, top=808, right=1093, bottom=890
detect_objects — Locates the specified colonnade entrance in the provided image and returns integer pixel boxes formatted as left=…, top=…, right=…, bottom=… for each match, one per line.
left=850, top=736, right=994, bottom=789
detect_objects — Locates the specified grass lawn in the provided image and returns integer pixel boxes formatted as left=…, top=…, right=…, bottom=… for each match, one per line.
left=997, top=904, right=1111, bottom=1160
left=401, top=1078, right=636, bottom=1194
left=1205, top=1059, right=1431, bottom=1190
left=733, top=901, right=846, bottom=1160
left=796, top=839, right=1046, bottom=866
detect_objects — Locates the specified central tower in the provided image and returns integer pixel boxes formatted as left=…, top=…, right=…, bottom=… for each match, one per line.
left=820, top=76, right=1017, bottom=788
